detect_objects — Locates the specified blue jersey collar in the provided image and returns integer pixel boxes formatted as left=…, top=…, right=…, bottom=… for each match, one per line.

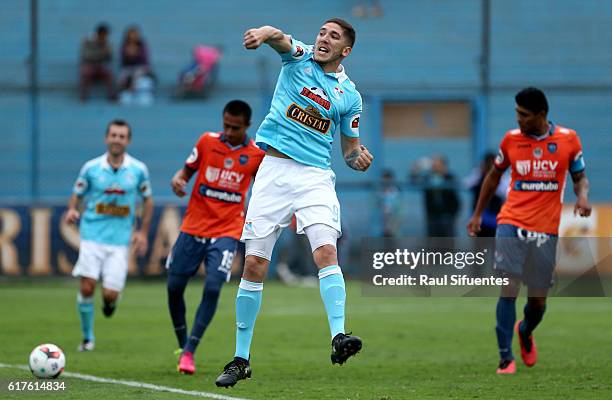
left=526, top=121, right=555, bottom=141
left=220, top=134, right=249, bottom=149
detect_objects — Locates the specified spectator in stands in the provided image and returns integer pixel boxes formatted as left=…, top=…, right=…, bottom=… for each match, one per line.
left=352, top=0, right=383, bottom=18
left=79, top=23, right=115, bottom=101
left=117, top=26, right=155, bottom=106
left=463, top=152, right=510, bottom=237
left=176, top=45, right=222, bottom=98
left=410, top=155, right=461, bottom=236
left=377, top=169, right=402, bottom=237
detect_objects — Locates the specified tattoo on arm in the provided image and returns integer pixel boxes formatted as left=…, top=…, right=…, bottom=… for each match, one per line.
left=345, top=149, right=360, bottom=170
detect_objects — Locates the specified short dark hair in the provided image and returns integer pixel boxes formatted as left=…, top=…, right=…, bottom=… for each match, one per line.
left=223, top=100, right=252, bottom=124
left=515, top=87, right=548, bottom=115
left=324, top=18, right=356, bottom=47
left=96, top=23, right=109, bottom=35
left=106, top=119, right=131, bottom=138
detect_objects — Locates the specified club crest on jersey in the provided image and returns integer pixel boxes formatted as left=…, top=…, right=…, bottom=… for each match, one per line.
left=516, top=160, right=531, bottom=176
left=286, top=103, right=331, bottom=134
left=300, top=87, right=331, bottom=110
left=533, top=147, right=543, bottom=159
left=205, top=166, right=221, bottom=182
left=239, top=154, right=249, bottom=165
left=224, top=158, right=234, bottom=169
left=547, top=143, right=557, bottom=153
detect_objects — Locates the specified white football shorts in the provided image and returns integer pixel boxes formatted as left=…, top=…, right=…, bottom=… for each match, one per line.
left=241, top=155, right=341, bottom=240
left=72, top=239, right=129, bottom=292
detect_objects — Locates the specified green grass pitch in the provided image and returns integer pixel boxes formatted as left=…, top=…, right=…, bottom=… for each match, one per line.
left=0, top=280, right=611, bottom=399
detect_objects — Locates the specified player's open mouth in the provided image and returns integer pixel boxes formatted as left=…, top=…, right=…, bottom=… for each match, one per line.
left=318, top=46, right=329, bottom=53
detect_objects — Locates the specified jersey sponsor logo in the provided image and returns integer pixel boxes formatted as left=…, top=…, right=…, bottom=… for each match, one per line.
left=351, top=115, right=360, bottom=129
left=513, top=180, right=559, bottom=192
left=103, top=185, right=126, bottom=195
left=286, top=103, right=331, bottom=134
left=516, top=160, right=558, bottom=178
left=220, top=170, right=244, bottom=184
left=239, top=154, right=249, bottom=165
left=205, top=167, right=244, bottom=189
left=517, top=227, right=552, bottom=247
left=186, top=147, right=198, bottom=164
left=95, top=202, right=130, bottom=217
left=300, top=87, right=331, bottom=110
left=198, top=184, right=242, bottom=203
left=547, top=143, right=557, bottom=153
left=205, top=166, right=221, bottom=182
left=533, top=160, right=558, bottom=178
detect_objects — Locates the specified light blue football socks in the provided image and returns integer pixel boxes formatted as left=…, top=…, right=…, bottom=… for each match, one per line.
left=318, top=265, right=346, bottom=339
left=234, top=279, right=263, bottom=360
left=77, top=293, right=95, bottom=341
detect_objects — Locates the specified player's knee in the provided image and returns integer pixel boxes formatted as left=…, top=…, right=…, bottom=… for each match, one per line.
left=80, top=279, right=96, bottom=297
left=204, top=279, right=223, bottom=297
left=500, top=277, right=521, bottom=297
left=243, top=255, right=268, bottom=281
left=305, top=224, right=339, bottom=267
left=528, top=296, right=547, bottom=309
left=167, top=274, right=188, bottom=295
left=313, top=244, right=338, bottom=267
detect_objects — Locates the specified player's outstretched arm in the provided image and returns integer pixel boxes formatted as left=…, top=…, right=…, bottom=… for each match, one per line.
left=467, top=167, right=503, bottom=236
left=571, top=171, right=592, bottom=217
left=341, top=135, right=373, bottom=172
left=243, top=26, right=291, bottom=53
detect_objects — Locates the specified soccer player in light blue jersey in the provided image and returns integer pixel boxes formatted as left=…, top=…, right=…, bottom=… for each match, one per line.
left=216, top=18, right=373, bottom=387
left=64, top=119, right=153, bottom=352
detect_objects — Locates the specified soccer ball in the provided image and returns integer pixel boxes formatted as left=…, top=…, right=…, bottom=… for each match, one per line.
left=28, top=344, right=65, bottom=379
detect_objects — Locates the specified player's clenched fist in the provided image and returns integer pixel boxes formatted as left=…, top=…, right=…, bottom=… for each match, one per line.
left=171, top=174, right=188, bottom=197
left=64, top=208, right=80, bottom=224
left=243, top=28, right=265, bottom=49
left=466, top=215, right=482, bottom=237
left=354, top=145, right=374, bottom=171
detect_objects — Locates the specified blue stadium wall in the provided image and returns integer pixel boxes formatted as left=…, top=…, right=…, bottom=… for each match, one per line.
left=2, top=0, right=611, bottom=245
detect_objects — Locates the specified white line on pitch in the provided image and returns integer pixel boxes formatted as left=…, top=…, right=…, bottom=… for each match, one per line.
left=0, top=363, right=251, bottom=400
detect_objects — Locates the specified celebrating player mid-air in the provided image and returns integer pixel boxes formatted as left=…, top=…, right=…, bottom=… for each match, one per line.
left=467, top=87, right=591, bottom=374
left=215, top=19, right=373, bottom=387
left=65, top=119, right=153, bottom=352
left=167, top=100, right=264, bottom=374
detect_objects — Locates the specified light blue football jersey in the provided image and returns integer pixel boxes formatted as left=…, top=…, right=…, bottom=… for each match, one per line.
left=72, top=153, right=152, bottom=246
left=256, top=37, right=362, bottom=169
